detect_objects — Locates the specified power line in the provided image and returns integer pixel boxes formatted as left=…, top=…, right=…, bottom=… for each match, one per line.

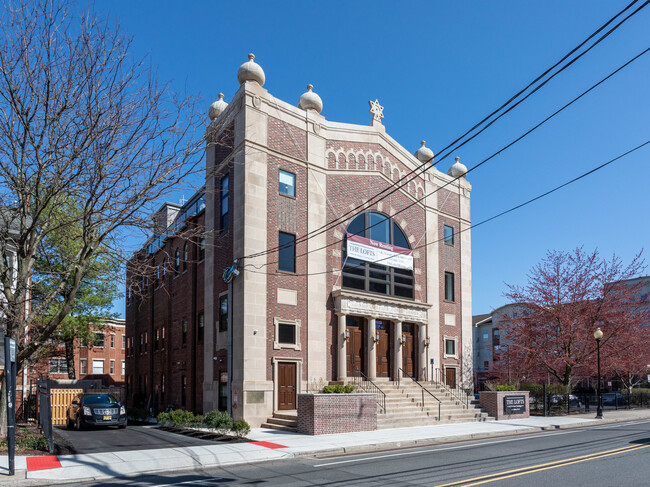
left=240, top=0, right=649, bottom=262
left=242, top=45, right=650, bottom=271
left=246, top=138, right=650, bottom=277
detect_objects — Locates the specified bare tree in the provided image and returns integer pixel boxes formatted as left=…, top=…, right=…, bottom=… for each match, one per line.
left=0, top=0, right=205, bottom=433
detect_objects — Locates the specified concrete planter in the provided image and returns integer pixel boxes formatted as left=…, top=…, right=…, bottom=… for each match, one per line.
left=479, top=391, right=530, bottom=420
left=297, top=393, right=377, bottom=435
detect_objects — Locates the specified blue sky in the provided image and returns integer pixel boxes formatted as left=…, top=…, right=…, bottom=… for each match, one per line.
left=98, top=1, right=650, bottom=317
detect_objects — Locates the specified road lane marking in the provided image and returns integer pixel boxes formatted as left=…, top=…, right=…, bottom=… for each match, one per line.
left=150, top=477, right=226, bottom=487
left=313, top=431, right=574, bottom=467
left=313, top=418, right=650, bottom=467
left=433, top=443, right=650, bottom=487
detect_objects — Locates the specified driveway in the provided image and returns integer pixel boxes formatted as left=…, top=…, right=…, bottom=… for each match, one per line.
left=54, top=424, right=219, bottom=454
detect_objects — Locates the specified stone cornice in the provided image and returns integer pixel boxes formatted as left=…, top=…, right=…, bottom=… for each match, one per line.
left=332, top=289, right=430, bottom=324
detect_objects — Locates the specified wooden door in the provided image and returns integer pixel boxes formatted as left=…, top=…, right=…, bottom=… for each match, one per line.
left=375, top=320, right=392, bottom=378
left=402, top=323, right=416, bottom=378
left=278, top=362, right=296, bottom=410
left=346, top=319, right=365, bottom=377
left=445, top=367, right=457, bottom=389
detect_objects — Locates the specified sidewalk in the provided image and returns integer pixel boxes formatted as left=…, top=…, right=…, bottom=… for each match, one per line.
left=3, top=409, right=650, bottom=485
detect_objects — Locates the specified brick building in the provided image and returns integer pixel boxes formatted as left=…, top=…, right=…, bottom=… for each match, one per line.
left=126, top=54, right=473, bottom=427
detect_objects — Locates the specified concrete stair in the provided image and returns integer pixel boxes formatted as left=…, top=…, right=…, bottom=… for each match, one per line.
left=367, top=380, right=493, bottom=429
left=260, top=411, right=297, bottom=432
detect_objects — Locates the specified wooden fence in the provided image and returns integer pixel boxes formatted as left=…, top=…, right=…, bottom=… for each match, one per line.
left=49, top=387, right=125, bottom=425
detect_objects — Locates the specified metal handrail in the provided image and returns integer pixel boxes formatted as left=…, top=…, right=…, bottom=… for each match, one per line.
left=350, top=366, right=387, bottom=413
left=397, top=368, right=441, bottom=421
left=434, top=368, right=470, bottom=408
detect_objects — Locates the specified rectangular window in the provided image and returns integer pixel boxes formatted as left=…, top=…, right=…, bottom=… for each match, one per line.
left=444, top=272, right=455, bottom=301
left=484, top=360, right=489, bottom=370
left=445, top=339, right=456, bottom=356
left=444, top=225, right=454, bottom=245
left=220, top=174, right=229, bottom=231
left=122, top=335, right=126, bottom=349
left=121, top=361, right=125, bottom=376
left=110, top=360, right=115, bottom=375
left=219, top=295, right=228, bottom=332
left=182, top=319, right=187, bottom=346
left=49, top=358, right=68, bottom=375
left=279, top=169, right=296, bottom=197
left=94, top=332, right=105, bottom=348
left=278, top=323, right=296, bottom=345
left=278, top=232, right=296, bottom=273
left=110, top=334, right=115, bottom=348
left=80, top=359, right=87, bottom=375
left=154, top=329, right=159, bottom=351
left=482, top=332, right=488, bottom=340
left=161, top=327, right=165, bottom=349
left=92, top=359, right=104, bottom=374
left=198, top=312, right=204, bottom=343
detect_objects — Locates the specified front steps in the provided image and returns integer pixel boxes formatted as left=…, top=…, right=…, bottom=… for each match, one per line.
left=370, top=380, right=492, bottom=429
left=261, top=411, right=297, bottom=432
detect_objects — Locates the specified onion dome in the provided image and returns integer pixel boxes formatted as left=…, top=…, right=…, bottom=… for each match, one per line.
left=208, top=93, right=228, bottom=120
left=298, top=84, right=323, bottom=113
left=237, top=53, right=265, bottom=86
left=448, top=156, right=468, bottom=178
left=414, top=140, right=434, bottom=163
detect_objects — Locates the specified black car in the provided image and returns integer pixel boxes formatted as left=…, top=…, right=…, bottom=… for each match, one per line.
left=67, top=393, right=127, bottom=430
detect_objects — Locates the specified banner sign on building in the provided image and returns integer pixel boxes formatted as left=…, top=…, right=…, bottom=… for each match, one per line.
left=346, top=234, right=413, bottom=270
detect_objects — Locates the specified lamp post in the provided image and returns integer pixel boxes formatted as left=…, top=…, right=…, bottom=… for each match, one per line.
left=594, top=327, right=603, bottom=419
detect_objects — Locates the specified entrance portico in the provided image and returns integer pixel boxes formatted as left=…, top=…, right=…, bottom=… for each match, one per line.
left=334, top=290, right=430, bottom=381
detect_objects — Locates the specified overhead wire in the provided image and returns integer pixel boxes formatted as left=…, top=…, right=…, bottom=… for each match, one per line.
left=245, top=138, right=650, bottom=277
left=242, top=45, right=650, bottom=271
left=239, top=0, right=649, bottom=262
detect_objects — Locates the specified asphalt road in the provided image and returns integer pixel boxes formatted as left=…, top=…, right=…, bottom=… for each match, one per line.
left=69, top=419, right=650, bottom=486
left=54, top=424, right=219, bottom=454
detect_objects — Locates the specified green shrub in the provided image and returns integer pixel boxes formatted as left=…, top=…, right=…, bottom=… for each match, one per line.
left=231, top=420, right=251, bottom=437
left=322, top=384, right=355, bottom=393
left=0, top=428, right=49, bottom=451
left=631, top=388, right=650, bottom=394
left=157, top=411, right=171, bottom=425
left=169, top=409, right=195, bottom=428
left=495, top=384, right=516, bottom=391
left=191, top=414, right=205, bottom=428
left=204, top=410, right=233, bottom=432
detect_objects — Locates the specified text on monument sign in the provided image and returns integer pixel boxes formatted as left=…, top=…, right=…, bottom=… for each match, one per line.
left=346, top=234, right=413, bottom=270
left=503, top=395, right=526, bottom=414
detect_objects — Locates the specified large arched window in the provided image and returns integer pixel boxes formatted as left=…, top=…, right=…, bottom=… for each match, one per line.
left=342, top=211, right=414, bottom=299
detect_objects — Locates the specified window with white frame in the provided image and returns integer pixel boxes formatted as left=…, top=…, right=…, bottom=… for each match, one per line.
left=444, top=337, right=457, bottom=357
left=122, top=360, right=125, bottom=376
left=110, top=360, right=115, bottom=374
left=80, top=359, right=87, bottom=375
left=49, top=358, right=68, bottom=374
left=92, top=359, right=104, bottom=374
left=273, top=318, right=301, bottom=350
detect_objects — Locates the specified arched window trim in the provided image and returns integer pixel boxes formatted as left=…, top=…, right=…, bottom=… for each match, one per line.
left=174, top=248, right=180, bottom=276
left=342, top=210, right=414, bottom=299
left=183, top=243, right=189, bottom=272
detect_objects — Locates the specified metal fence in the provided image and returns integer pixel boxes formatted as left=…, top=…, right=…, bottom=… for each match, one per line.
left=527, top=388, right=650, bottom=416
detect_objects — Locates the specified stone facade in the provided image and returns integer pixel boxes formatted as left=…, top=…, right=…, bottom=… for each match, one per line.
left=126, top=55, right=473, bottom=427
left=297, top=393, right=377, bottom=435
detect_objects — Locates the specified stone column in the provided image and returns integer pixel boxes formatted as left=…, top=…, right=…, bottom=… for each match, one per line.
left=394, top=321, right=403, bottom=381
left=367, top=317, right=377, bottom=379
left=419, top=324, right=428, bottom=382
left=337, top=313, right=347, bottom=381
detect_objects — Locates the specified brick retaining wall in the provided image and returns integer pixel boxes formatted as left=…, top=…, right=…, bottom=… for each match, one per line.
left=479, top=391, right=530, bottom=420
left=297, top=393, right=377, bottom=435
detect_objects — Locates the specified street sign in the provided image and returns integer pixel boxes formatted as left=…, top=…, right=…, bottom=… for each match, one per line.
left=503, top=395, right=527, bottom=415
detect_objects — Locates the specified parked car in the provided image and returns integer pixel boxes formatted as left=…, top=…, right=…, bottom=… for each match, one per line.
left=550, top=394, right=582, bottom=408
left=67, top=393, right=127, bottom=430
left=602, top=392, right=625, bottom=406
